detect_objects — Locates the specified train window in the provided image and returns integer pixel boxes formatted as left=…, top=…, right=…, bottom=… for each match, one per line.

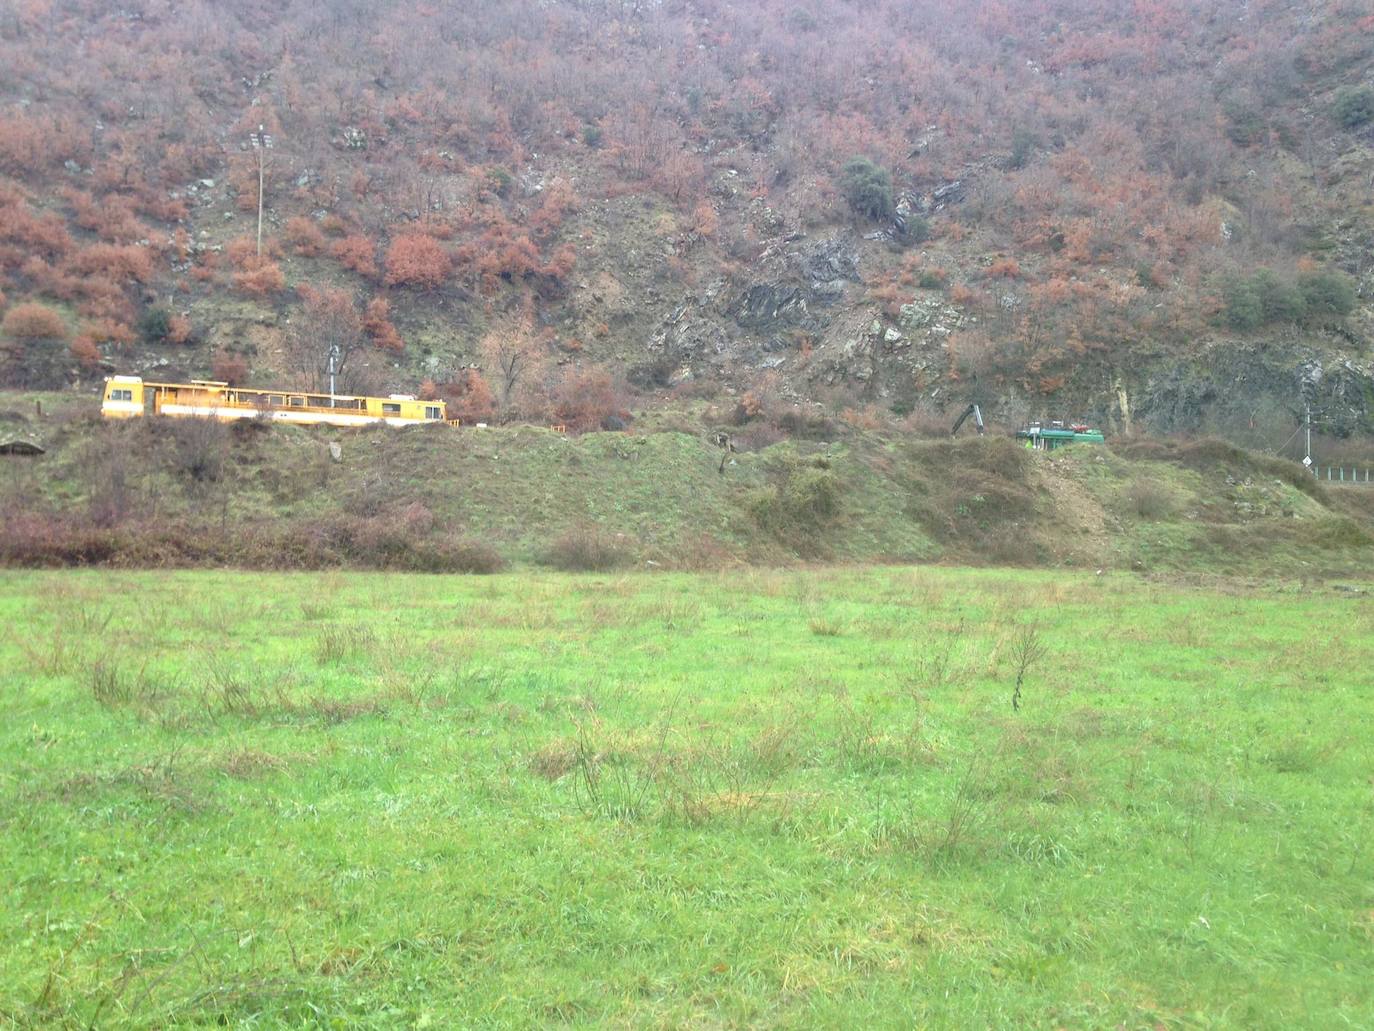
left=110, top=389, right=133, bottom=402
left=289, top=396, right=305, bottom=407
left=425, top=406, right=441, bottom=420
left=269, top=395, right=284, bottom=405
left=382, top=403, right=402, bottom=415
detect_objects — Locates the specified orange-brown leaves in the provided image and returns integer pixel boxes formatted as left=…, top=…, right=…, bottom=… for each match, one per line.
left=333, top=235, right=379, bottom=279
left=284, top=216, right=326, bottom=257
left=384, top=233, right=450, bottom=289
left=232, top=259, right=285, bottom=297
left=440, top=367, right=497, bottom=425
left=362, top=297, right=404, bottom=353
left=2, top=302, right=67, bottom=341
left=211, top=351, right=250, bottom=385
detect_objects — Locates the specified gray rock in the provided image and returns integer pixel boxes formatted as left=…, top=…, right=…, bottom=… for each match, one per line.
left=811, top=279, right=847, bottom=304
left=797, top=236, right=859, bottom=287
left=899, top=298, right=966, bottom=334
left=731, top=284, right=809, bottom=329
left=899, top=302, right=933, bottom=328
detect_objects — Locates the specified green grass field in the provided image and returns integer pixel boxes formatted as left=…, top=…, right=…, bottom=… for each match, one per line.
left=2, top=567, right=1372, bottom=1028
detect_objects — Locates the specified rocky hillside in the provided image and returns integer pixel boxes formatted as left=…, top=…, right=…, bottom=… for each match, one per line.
left=1, top=0, right=1374, bottom=452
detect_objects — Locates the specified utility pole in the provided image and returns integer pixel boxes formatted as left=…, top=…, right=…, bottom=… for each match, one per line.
left=1303, top=402, right=1313, bottom=475
left=328, top=343, right=339, bottom=406
left=248, top=124, right=273, bottom=257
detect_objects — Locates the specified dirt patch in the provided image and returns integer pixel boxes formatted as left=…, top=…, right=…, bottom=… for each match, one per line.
left=1034, top=454, right=1113, bottom=564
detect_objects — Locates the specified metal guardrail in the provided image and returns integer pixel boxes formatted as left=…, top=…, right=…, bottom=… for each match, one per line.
left=1312, top=466, right=1373, bottom=484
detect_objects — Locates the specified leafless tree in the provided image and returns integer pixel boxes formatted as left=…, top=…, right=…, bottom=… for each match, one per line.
left=285, top=286, right=365, bottom=394
left=479, top=314, right=543, bottom=417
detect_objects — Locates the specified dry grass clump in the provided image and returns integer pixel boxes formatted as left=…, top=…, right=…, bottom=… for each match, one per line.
left=542, top=526, right=634, bottom=571
left=1125, top=477, right=1175, bottom=519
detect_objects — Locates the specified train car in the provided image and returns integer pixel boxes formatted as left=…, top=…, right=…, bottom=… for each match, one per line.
left=1015, top=420, right=1105, bottom=450
left=101, top=376, right=452, bottom=428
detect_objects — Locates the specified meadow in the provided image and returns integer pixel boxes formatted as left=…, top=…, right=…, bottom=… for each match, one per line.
left=1, top=567, right=1371, bottom=1028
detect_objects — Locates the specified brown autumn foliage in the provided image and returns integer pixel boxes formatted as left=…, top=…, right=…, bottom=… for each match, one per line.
left=166, top=314, right=193, bottom=345
left=362, top=297, right=404, bottom=353
left=232, top=258, right=285, bottom=297
left=69, top=334, right=102, bottom=366
left=333, top=235, right=378, bottom=278
left=987, top=257, right=1022, bottom=279
left=283, top=216, right=326, bottom=257
left=211, top=351, right=250, bottom=385
left=226, top=235, right=281, bottom=268
left=0, top=0, right=1369, bottom=414
left=692, top=201, right=720, bottom=240
left=439, top=367, right=497, bottom=425
left=384, top=234, right=450, bottom=289
left=551, top=366, right=623, bottom=433
left=0, top=505, right=506, bottom=573
left=529, top=177, right=578, bottom=238
left=67, top=244, right=154, bottom=283
left=459, top=221, right=540, bottom=293
left=80, top=317, right=135, bottom=350
left=288, top=285, right=365, bottom=391
left=2, top=302, right=67, bottom=341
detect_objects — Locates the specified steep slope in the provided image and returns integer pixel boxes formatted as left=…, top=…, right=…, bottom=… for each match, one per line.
left=1, top=0, right=1373, bottom=448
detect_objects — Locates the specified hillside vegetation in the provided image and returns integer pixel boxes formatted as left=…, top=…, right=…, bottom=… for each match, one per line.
left=1, top=1, right=1374, bottom=443
left=3, top=396, right=1372, bottom=575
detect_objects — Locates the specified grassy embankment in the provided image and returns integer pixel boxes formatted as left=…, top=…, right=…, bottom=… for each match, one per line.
left=2, top=390, right=1372, bottom=574
left=2, top=567, right=1371, bottom=1027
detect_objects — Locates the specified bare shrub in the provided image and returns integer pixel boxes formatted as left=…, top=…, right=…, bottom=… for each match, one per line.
left=1125, top=477, right=1175, bottom=519
left=910, top=620, right=968, bottom=693
left=914, top=756, right=1000, bottom=865
left=168, top=416, right=229, bottom=485
left=729, top=420, right=786, bottom=452
left=201, top=661, right=260, bottom=719
left=83, top=439, right=134, bottom=528
left=567, top=719, right=779, bottom=826
left=570, top=724, right=658, bottom=820
left=775, top=408, right=839, bottom=440
left=543, top=526, right=633, bottom=571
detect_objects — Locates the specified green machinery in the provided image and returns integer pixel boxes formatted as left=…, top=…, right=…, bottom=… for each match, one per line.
left=1015, top=420, right=1106, bottom=450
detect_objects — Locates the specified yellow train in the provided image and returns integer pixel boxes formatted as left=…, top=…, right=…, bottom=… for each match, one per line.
left=101, top=375, right=453, bottom=428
